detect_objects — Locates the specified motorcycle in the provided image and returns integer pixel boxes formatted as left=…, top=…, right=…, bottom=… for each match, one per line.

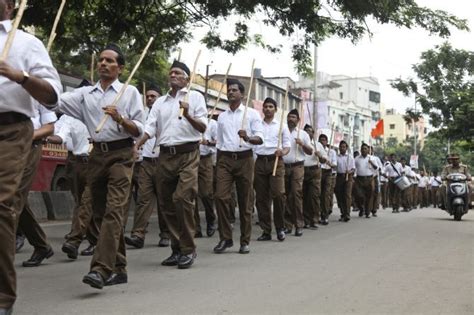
left=445, top=173, right=470, bottom=221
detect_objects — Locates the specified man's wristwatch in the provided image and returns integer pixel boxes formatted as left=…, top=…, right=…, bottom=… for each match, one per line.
left=17, top=70, right=30, bottom=85
left=117, top=115, right=124, bottom=125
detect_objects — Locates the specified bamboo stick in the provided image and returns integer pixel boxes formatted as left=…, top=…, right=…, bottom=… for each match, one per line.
left=46, top=0, right=67, bottom=52
left=142, top=81, right=146, bottom=109
left=0, top=0, right=28, bottom=61
left=272, top=87, right=289, bottom=176
left=208, top=62, right=231, bottom=122
left=239, top=59, right=256, bottom=147
left=178, top=49, right=201, bottom=119
left=95, top=37, right=154, bottom=133
left=90, top=52, right=95, bottom=84
left=295, top=101, right=304, bottom=161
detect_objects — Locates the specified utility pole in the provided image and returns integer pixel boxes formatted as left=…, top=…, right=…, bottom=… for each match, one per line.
left=413, top=95, right=417, bottom=156
left=313, top=44, right=318, bottom=133
left=204, top=64, right=210, bottom=104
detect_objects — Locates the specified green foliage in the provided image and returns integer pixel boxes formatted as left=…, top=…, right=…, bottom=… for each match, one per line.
left=21, top=0, right=468, bottom=78
left=391, top=43, right=474, bottom=148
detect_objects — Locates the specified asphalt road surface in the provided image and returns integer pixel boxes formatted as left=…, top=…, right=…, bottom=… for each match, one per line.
left=14, top=207, right=474, bottom=314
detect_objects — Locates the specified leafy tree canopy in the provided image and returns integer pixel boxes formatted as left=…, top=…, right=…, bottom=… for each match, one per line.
left=20, top=0, right=468, bottom=81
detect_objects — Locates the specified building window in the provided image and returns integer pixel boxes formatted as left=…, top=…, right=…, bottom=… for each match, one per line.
left=389, top=124, right=395, bottom=130
left=339, top=92, right=343, bottom=100
left=258, top=84, right=265, bottom=100
left=369, top=90, right=381, bottom=103
left=276, top=92, right=281, bottom=104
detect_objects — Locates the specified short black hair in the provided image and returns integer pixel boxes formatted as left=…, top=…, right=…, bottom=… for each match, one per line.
left=339, top=140, right=348, bottom=147
left=360, top=143, right=369, bottom=149
left=227, top=78, right=245, bottom=93
left=263, top=97, right=277, bottom=108
left=318, top=134, right=328, bottom=141
left=102, top=43, right=125, bottom=66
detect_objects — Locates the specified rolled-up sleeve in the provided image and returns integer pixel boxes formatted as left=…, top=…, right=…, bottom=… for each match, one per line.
left=250, top=110, right=264, bottom=142
left=282, top=126, right=291, bottom=149
left=126, top=87, right=145, bottom=138
left=191, top=91, right=208, bottom=127
left=144, top=103, right=158, bottom=138
left=57, top=88, right=86, bottom=121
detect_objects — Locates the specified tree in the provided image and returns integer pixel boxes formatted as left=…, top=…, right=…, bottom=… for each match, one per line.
left=391, top=43, right=474, bottom=149
left=21, top=0, right=468, bottom=78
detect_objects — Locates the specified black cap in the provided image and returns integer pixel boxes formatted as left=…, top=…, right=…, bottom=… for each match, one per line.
left=170, top=60, right=190, bottom=77
left=288, top=108, right=299, bottom=119
left=76, top=79, right=91, bottom=88
left=263, top=97, right=277, bottom=107
left=102, top=43, right=125, bottom=65
left=226, top=78, right=245, bottom=93
left=148, top=84, right=162, bottom=96
left=304, top=124, right=312, bottom=130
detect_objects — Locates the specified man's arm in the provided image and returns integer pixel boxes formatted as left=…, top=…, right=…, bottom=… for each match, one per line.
left=33, top=123, right=54, bottom=140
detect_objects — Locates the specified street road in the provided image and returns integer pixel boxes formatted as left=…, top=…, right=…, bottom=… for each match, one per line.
left=14, top=207, right=474, bottom=314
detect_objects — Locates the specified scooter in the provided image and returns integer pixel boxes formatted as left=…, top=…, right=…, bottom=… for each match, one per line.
left=445, top=173, right=470, bottom=221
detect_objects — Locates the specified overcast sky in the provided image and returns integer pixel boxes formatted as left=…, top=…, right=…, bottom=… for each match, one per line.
left=179, top=0, right=473, bottom=115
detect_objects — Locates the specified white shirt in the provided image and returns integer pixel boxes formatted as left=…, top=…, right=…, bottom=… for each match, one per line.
left=336, top=152, right=355, bottom=174
left=380, top=161, right=389, bottom=182
left=355, top=155, right=377, bottom=177
left=282, top=128, right=311, bottom=164
left=410, top=171, right=419, bottom=184
left=401, top=165, right=412, bottom=177
left=56, top=80, right=144, bottom=142
left=255, top=118, right=291, bottom=156
left=321, top=147, right=337, bottom=172
left=385, top=161, right=403, bottom=178
left=430, top=176, right=442, bottom=187
left=216, top=104, right=264, bottom=152
left=31, top=102, right=57, bottom=130
left=140, top=107, right=159, bottom=159
left=56, top=115, right=90, bottom=156
left=0, top=20, right=62, bottom=117
left=200, top=119, right=218, bottom=156
left=145, top=89, right=207, bottom=146
left=55, top=115, right=73, bottom=151
left=418, top=176, right=429, bottom=188
left=304, top=139, right=327, bottom=167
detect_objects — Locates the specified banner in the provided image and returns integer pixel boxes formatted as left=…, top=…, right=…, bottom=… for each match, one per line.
left=410, top=154, right=419, bottom=169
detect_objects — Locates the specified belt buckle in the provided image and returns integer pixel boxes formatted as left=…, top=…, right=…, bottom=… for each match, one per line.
left=169, top=146, right=176, bottom=155
left=100, top=142, right=109, bottom=153
left=231, top=153, right=238, bottom=160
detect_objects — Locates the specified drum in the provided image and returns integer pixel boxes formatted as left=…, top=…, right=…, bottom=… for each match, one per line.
left=394, top=176, right=411, bottom=191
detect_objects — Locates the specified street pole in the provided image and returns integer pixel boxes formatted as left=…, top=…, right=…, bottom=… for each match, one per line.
left=413, top=95, right=417, bottom=156
left=204, top=64, right=210, bottom=104
left=313, top=44, right=318, bottom=133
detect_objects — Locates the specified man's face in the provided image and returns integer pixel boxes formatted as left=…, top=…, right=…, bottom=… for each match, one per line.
left=262, top=102, right=276, bottom=119
left=390, top=155, right=396, bottom=162
left=339, top=143, right=347, bottom=154
left=287, top=114, right=299, bottom=129
left=452, top=158, right=460, bottom=167
left=0, top=0, right=14, bottom=21
left=97, top=50, right=123, bottom=81
left=361, top=145, right=369, bottom=156
left=401, top=159, right=406, bottom=166
left=305, top=127, right=314, bottom=139
left=319, top=137, right=328, bottom=147
left=145, top=90, right=160, bottom=108
left=169, top=67, right=189, bottom=90
left=227, top=84, right=243, bottom=104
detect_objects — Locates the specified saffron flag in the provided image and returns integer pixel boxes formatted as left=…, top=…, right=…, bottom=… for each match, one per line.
left=371, top=119, right=384, bottom=138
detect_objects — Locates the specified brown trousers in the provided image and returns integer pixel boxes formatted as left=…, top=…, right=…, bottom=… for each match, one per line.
left=157, top=149, right=199, bottom=255
left=388, top=180, right=401, bottom=210
left=380, top=181, right=389, bottom=208
left=400, top=185, right=411, bottom=209
left=215, top=154, right=254, bottom=245
left=15, top=145, right=50, bottom=251
left=431, top=187, right=440, bottom=207
left=418, top=187, right=428, bottom=208
left=355, top=176, right=374, bottom=215
left=123, top=161, right=141, bottom=227
left=371, top=177, right=380, bottom=214
left=284, top=164, right=305, bottom=229
left=319, top=169, right=333, bottom=220
left=87, top=146, right=134, bottom=278
left=335, top=173, right=353, bottom=218
left=328, top=174, right=336, bottom=212
left=130, top=159, right=169, bottom=239
left=303, top=166, right=322, bottom=225
left=194, top=155, right=216, bottom=232
left=0, top=119, right=33, bottom=309
left=254, top=157, right=285, bottom=234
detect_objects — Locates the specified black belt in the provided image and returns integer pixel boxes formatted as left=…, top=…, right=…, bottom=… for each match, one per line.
left=322, top=168, right=332, bottom=172
left=357, top=175, right=373, bottom=178
left=218, top=149, right=253, bottom=160
left=93, top=138, right=133, bottom=153
left=0, top=112, right=29, bottom=125
left=257, top=154, right=276, bottom=162
left=305, top=165, right=319, bottom=170
left=76, top=155, right=89, bottom=163
left=200, top=153, right=213, bottom=159
left=285, top=161, right=304, bottom=168
left=160, top=141, right=199, bottom=155
left=143, top=157, right=159, bottom=163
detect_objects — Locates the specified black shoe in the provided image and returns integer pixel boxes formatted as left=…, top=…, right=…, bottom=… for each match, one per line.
left=239, top=244, right=250, bottom=254
left=295, top=228, right=303, bottom=237
left=22, top=247, right=54, bottom=267
left=82, top=271, right=104, bottom=289
left=338, top=217, right=344, bottom=222
left=213, top=239, right=233, bottom=253
left=161, top=251, right=180, bottom=266
left=178, top=252, right=197, bottom=269
left=104, top=272, right=128, bottom=286
left=61, top=242, right=78, bottom=260
left=206, top=223, right=216, bottom=237
left=158, top=238, right=170, bottom=247
left=365, top=214, right=370, bottom=218
left=16, top=234, right=25, bottom=252
left=372, top=213, right=378, bottom=217
left=64, top=232, right=71, bottom=240
left=343, top=217, right=350, bottom=222
left=284, top=228, right=292, bottom=234
left=359, top=211, right=364, bottom=217
left=194, top=231, right=203, bottom=238
left=0, top=307, right=12, bottom=315
left=124, top=235, right=144, bottom=249
left=309, top=224, right=319, bottom=230
left=303, top=224, right=310, bottom=229
left=276, top=229, right=285, bottom=241
left=321, top=219, right=329, bottom=226
left=257, top=233, right=271, bottom=241
left=80, top=244, right=95, bottom=256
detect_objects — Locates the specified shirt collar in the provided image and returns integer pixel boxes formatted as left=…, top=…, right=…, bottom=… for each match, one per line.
left=0, top=20, right=12, bottom=33
left=263, top=118, right=278, bottom=125
left=164, top=87, right=188, bottom=100
left=226, top=104, right=244, bottom=113
left=91, top=79, right=122, bottom=93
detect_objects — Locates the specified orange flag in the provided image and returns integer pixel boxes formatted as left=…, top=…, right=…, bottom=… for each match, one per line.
left=371, top=119, right=384, bottom=138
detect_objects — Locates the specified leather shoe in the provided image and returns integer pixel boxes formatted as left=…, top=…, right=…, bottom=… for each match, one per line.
left=276, top=229, right=285, bottom=241
left=295, top=228, right=303, bottom=237
left=194, top=230, right=203, bottom=238
left=161, top=251, right=180, bottom=266
left=213, top=239, right=233, bottom=253
left=206, top=223, right=216, bottom=237
left=343, top=217, right=350, bottom=222
left=257, top=233, right=271, bottom=241
left=178, top=251, right=197, bottom=269
left=124, top=235, right=144, bottom=249
left=22, top=247, right=54, bottom=267
left=82, top=271, right=104, bottom=289
left=61, top=242, right=78, bottom=259
left=239, top=244, right=250, bottom=254
left=321, top=219, right=329, bottom=226
left=104, top=272, right=128, bottom=286
left=309, top=224, right=319, bottom=230
left=158, top=238, right=170, bottom=247
left=372, top=213, right=378, bottom=217
left=80, top=244, right=96, bottom=256
left=16, top=234, right=25, bottom=252
left=365, top=214, right=371, bottom=218
left=0, top=307, right=12, bottom=315
left=303, top=224, right=310, bottom=229
left=283, top=228, right=292, bottom=234
left=359, top=211, right=364, bottom=217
